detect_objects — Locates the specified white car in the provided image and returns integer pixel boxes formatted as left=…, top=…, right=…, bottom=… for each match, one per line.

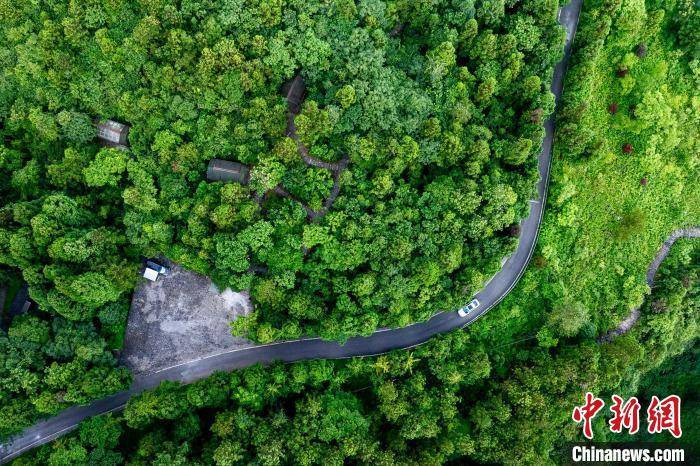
left=458, top=298, right=480, bottom=317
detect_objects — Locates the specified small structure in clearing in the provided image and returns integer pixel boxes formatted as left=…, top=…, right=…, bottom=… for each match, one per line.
left=282, top=75, right=305, bottom=115
left=9, top=283, right=32, bottom=317
left=122, top=263, right=253, bottom=374
left=207, top=159, right=251, bottom=185
left=1, top=283, right=32, bottom=330
left=96, top=119, right=130, bottom=149
left=143, top=260, right=169, bottom=282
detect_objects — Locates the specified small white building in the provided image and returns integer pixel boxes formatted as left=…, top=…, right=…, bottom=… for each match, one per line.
left=144, top=261, right=169, bottom=282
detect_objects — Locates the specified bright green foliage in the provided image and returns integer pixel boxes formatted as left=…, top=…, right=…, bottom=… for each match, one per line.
left=4, top=0, right=700, bottom=457
left=20, top=241, right=699, bottom=464
left=546, top=0, right=700, bottom=331
left=83, top=149, right=128, bottom=188
left=0, top=0, right=565, bottom=343
left=547, top=299, right=590, bottom=338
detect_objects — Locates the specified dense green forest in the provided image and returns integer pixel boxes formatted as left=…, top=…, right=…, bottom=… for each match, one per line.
left=14, top=234, right=699, bottom=465
left=0, top=0, right=565, bottom=347
left=3, top=0, right=700, bottom=461
left=0, top=0, right=567, bottom=438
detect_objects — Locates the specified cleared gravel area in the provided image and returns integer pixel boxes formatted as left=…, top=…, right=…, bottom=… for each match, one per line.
left=121, top=263, right=254, bottom=374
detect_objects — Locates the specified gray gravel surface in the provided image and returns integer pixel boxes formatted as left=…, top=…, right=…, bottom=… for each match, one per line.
left=121, top=264, right=253, bottom=374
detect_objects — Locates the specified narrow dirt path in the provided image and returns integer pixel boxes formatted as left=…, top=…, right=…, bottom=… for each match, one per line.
left=279, top=75, right=348, bottom=220
left=286, top=114, right=349, bottom=171
left=598, top=226, right=700, bottom=343
left=272, top=185, right=319, bottom=219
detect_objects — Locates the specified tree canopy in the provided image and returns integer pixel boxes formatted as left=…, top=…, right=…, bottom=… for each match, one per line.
left=18, top=238, right=699, bottom=465
left=0, top=0, right=565, bottom=343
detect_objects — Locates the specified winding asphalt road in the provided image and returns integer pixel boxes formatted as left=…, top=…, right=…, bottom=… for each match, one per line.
left=598, top=227, right=700, bottom=343
left=0, top=1, right=583, bottom=462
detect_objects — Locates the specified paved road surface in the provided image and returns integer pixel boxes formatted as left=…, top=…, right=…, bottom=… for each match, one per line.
left=0, top=0, right=583, bottom=462
left=599, top=227, right=700, bottom=343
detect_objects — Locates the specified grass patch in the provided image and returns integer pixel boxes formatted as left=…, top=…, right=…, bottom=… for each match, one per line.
left=542, top=0, right=699, bottom=332
left=470, top=0, right=699, bottom=348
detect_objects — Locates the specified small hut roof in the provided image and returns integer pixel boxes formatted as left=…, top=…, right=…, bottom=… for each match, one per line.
left=283, top=75, right=306, bottom=114
left=207, top=159, right=251, bottom=185
left=97, top=119, right=130, bottom=146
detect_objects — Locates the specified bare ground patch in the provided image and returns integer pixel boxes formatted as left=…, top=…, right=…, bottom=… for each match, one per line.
left=121, top=263, right=254, bottom=374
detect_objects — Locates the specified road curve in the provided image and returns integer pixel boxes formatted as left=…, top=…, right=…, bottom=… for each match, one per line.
left=599, top=227, right=700, bottom=343
left=0, top=1, right=583, bottom=462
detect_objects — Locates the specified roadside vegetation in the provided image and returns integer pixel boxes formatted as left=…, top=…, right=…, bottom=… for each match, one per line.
left=0, top=0, right=564, bottom=437
left=544, top=0, right=700, bottom=335
left=3, top=0, right=699, bottom=461
left=14, top=239, right=699, bottom=465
